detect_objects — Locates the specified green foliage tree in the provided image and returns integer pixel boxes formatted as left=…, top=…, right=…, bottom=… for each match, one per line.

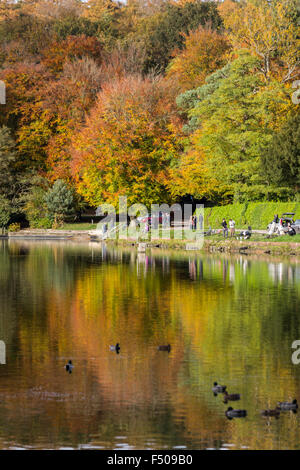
left=261, top=113, right=300, bottom=192
left=0, top=126, right=17, bottom=200
left=0, top=195, right=11, bottom=233
left=21, top=176, right=51, bottom=228
left=135, top=0, right=223, bottom=73
left=44, top=179, right=75, bottom=226
left=176, top=51, right=295, bottom=201
left=53, top=15, right=99, bottom=40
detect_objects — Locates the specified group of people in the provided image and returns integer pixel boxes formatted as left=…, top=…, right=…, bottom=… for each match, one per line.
left=189, top=214, right=204, bottom=231
left=143, top=212, right=171, bottom=232
left=221, top=218, right=236, bottom=238
left=221, top=218, right=252, bottom=239
left=269, top=214, right=296, bottom=236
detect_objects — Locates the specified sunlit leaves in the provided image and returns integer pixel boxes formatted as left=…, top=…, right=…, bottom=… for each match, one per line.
left=70, top=75, right=183, bottom=207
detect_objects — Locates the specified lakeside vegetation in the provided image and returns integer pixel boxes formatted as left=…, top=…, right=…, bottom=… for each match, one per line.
left=0, top=0, right=299, bottom=231
left=204, top=202, right=300, bottom=230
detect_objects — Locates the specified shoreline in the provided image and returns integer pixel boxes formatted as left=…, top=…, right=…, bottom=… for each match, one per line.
left=6, top=229, right=300, bottom=257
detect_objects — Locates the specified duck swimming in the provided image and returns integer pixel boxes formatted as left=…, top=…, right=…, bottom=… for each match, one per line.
left=109, top=343, right=120, bottom=354
left=277, top=399, right=298, bottom=411
left=212, top=382, right=227, bottom=395
left=158, top=344, right=171, bottom=352
left=225, top=407, right=247, bottom=420
left=223, top=391, right=240, bottom=403
left=261, top=409, right=280, bottom=419
left=65, top=360, right=73, bottom=374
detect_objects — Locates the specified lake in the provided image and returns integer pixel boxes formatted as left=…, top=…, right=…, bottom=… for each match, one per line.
left=0, top=239, right=299, bottom=450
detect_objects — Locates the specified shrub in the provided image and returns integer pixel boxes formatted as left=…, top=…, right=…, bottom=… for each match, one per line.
left=30, top=217, right=53, bottom=229
left=24, top=185, right=48, bottom=228
left=0, top=196, right=12, bottom=233
left=8, top=223, right=21, bottom=232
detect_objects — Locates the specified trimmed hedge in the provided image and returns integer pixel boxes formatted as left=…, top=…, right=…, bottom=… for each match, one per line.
left=203, top=202, right=300, bottom=230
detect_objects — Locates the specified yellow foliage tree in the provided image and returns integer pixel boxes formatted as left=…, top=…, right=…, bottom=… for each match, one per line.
left=167, top=130, right=228, bottom=202
left=166, top=26, right=231, bottom=92
left=218, top=0, right=299, bottom=82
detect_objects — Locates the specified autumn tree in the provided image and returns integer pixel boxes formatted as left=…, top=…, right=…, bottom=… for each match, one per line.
left=218, top=0, right=300, bottom=82
left=70, top=75, right=183, bottom=207
left=41, top=34, right=103, bottom=73
left=0, top=126, right=17, bottom=200
left=0, top=196, right=12, bottom=232
left=175, top=51, right=295, bottom=202
left=166, top=26, right=231, bottom=92
left=133, top=0, right=223, bottom=73
left=45, top=57, right=103, bottom=181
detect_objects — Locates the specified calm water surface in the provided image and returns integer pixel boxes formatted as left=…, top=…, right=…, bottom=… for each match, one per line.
left=0, top=240, right=300, bottom=450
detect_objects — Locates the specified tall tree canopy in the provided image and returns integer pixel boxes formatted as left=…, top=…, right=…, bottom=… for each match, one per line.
left=175, top=52, right=296, bottom=201
left=70, top=75, right=183, bottom=207
left=261, top=113, right=300, bottom=191
left=218, top=0, right=300, bottom=82
left=166, top=26, right=231, bottom=92
left=0, top=0, right=299, bottom=216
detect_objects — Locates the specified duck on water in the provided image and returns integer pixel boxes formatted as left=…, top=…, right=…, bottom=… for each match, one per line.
left=109, top=343, right=120, bottom=354
left=277, top=399, right=298, bottom=412
left=65, top=360, right=73, bottom=374
left=261, top=409, right=280, bottom=419
left=158, top=344, right=171, bottom=352
left=225, top=407, right=247, bottom=420
left=212, top=382, right=226, bottom=395
left=223, top=391, right=240, bottom=403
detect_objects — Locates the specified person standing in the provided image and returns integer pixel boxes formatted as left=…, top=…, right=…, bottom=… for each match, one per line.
left=229, top=218, right=235, bottom=237
left=221, top=218, right=228, bottom=238
left=162, top=213, right=167, bottom=228
left=199, top=213, right=203, bottom=230
left=278, top=217, right=284, bottom=235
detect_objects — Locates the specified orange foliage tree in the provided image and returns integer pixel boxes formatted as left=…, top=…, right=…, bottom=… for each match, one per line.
left=41, top=34, right=103, bottom=73
left=166, top=26, right=231, bottom=92
left=70, top=75, right=184, bottom=207
left=45, top=57, right=103, bottom=181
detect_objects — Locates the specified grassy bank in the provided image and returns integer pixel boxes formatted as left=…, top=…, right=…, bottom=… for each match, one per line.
left=205, top=232, right=300, bottom=243
left=109, top=236, right=300, bottom=256
left=203, top=202, right=300, bottom=230
left=58, top=223, right=97, bottom=230
left=7, top=225, right=300, bottom=256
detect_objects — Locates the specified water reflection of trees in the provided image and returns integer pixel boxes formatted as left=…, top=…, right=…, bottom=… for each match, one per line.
left=0, top=241, right=299, bottom=449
